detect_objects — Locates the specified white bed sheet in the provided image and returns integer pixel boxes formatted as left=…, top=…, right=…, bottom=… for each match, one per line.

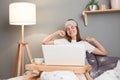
left=8, top=76, right=23, bottom=80
left=8, top=60, right=120, bottom=80
left=94, top=69, right=120, bottom=80
left=8, top=69, right=120, bottom=80
left=40, top=71, right=79, bottom=80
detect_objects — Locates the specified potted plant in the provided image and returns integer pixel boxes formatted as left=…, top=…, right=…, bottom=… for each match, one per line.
left=86, top=0, right=99, bottom=11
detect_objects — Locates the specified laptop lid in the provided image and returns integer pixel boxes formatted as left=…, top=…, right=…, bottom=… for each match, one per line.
left=42, top=45, right=86, bottom=66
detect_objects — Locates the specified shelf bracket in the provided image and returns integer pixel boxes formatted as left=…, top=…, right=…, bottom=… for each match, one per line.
left=82, top=9, right=120, bottom=26
left=82, top=12, right=87, bottom=26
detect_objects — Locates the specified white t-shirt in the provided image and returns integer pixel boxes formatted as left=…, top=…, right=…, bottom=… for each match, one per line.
left=54, top=38, right=95, bottom=53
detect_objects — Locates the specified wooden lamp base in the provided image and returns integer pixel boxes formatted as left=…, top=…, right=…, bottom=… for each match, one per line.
left=12, top=42, right=32, bottom=77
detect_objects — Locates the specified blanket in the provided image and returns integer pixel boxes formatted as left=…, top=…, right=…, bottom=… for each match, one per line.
left=8, top=53, right=120, bottom=80
left=94, top=60, right=120, bottom=80
left=40, top=71, right=79, bottom=80
left=86, top=52, right=120, bottom=79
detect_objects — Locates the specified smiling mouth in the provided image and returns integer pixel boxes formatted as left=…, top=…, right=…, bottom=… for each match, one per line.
left=69, top=31, right=75, bottom=34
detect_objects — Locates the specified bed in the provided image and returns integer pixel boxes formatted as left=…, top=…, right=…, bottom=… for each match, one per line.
left=8, top=53, right=120, bottom=80
left=38, top=53, right=120, bottom=80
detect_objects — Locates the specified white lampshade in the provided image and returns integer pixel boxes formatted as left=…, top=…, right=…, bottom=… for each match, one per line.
left=9, top=2, right=36, bottom=25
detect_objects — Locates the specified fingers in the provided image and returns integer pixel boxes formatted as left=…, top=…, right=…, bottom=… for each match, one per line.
left=56, top=30, right=65, bottom=37
left=84, top=37, right=89, bottom=41
left=85, top=37, right=94, bottom=42
left=59, top=30, right=65, bottom=37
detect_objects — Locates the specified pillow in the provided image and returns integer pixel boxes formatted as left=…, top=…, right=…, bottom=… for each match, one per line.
left=86, top=52, right=99, bottom=79
left=86, top=52, right=120, bottom=79
left=95, top=55, right=120, bottom=67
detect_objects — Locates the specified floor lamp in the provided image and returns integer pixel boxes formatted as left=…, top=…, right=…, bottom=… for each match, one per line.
left=9, top=2, right=36, bottom=77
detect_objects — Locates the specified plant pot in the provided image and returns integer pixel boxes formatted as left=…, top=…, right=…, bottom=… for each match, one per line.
left=89, top=5, right=98, bottom=11
left=110, top=0, right=120, bottom=9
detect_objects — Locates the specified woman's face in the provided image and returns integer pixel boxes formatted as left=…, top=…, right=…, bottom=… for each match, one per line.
left=65, top=25, right=77, bottom=39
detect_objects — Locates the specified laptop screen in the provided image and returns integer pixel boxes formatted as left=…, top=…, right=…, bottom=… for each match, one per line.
left=42, top=45, right=86, bottom=66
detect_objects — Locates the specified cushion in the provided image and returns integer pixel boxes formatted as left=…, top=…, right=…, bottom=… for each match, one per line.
left=86, top=52, right=120, bottom=79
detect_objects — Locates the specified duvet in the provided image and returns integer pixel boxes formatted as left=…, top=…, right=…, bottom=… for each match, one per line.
left=95, top=60, right=120, bottom=80
left=39, top=60, right=120, bottom=80
left=8, top=60, right=120, bottom=80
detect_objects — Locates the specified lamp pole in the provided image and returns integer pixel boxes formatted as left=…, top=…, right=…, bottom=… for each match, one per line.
left=22, top=25, right=24, bottom=43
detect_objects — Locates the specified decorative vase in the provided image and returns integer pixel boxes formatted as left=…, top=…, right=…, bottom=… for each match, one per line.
left=110, top=0, right=120, bottom=9
left=99, top=4, right=106, bottom=10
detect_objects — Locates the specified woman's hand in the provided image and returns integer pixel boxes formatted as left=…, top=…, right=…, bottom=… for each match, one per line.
left=85, top=37, right=95, bottom=43
left=55, top=30, right=66, bottom=37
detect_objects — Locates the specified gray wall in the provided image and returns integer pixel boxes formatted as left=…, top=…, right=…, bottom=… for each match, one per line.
left=0, top=0, right=120, bottom=79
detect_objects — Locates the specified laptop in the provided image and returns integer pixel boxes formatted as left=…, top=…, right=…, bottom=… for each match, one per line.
left=42, top=44, right=86, bottom=66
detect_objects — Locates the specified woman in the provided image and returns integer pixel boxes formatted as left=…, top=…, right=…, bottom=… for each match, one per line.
left=42, top=19, right=107, bottom=56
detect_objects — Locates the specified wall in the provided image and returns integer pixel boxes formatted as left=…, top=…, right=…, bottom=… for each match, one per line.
left=0, top=0, right=120, bottom=79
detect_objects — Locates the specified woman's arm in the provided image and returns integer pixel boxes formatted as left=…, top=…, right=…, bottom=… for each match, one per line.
left=41, top=30, right=65, bottom=45
left=85, top=37, right=107, bottom=55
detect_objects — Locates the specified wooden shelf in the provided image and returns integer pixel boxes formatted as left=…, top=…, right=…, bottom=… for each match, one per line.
left=82, top=9, right=120, bottom=26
